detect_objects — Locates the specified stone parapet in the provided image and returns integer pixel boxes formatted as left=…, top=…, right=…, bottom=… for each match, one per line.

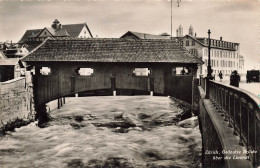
left=0, top=76, right=35, bottom=132
left=198, top=86, right=253, bottom=168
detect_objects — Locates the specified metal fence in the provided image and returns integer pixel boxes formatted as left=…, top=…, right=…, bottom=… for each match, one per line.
left=200, top=78, right=260, bottom=166
left=199, top=75, right=206, bottom=91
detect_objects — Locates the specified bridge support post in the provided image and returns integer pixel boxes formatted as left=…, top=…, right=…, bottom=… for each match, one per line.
left=35, top=103, right=49, bottom=127
left=111, top=75, right=116, bottom=96
left=60, top=97, right=63, bottom=107
left=58, top=98, right=60, bottom=109
left=150, top=91, right=153, bottom=96
left=63, top=97, right=65, bottom=104
left=149, top=75, right=154, bottom=96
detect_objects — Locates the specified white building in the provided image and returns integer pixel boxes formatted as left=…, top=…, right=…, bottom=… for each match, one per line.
left=177, top=25, right=240, bottom=77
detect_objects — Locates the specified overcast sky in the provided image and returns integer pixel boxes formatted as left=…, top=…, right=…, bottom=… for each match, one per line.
left=0, top=0, right=259, bottom=70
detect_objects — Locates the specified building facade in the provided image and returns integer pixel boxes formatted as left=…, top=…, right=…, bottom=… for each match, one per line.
left=18, top=19, right=93, bottom=44
left=177, top=25, right=240, bottom=77
left=239, top=55, right=245, bottom=74
left=0, top=58, right=25, bottom=82
left=120, top=31, right=170, bottom=40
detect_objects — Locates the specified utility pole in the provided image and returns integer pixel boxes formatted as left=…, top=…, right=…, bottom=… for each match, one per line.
left=171, top=0, right=172, bottom=39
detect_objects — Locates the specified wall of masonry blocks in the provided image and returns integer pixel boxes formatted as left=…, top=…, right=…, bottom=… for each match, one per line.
left=0, top=73, right=35, bottom=129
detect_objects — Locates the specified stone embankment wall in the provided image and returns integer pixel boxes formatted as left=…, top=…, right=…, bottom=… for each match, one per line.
left=0, top=75, right=35, bottom=132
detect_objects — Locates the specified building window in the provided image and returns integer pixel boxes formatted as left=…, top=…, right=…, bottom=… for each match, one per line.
left=204, top=49, right=208, bottom=56
left=192, top=40, right=195, bottom=46
left=40, top=67, right=51, bottom=75
left=174, top=67, right=191, bottom=75
left=190, top=49, right=197, bottom=56
left=78, top=68, right=94, bottom=76
left=186, top=40, right=189, bottom=46
left=205, top=59, right=207, bottom=66
left=133, top=68, right=150, bottom=76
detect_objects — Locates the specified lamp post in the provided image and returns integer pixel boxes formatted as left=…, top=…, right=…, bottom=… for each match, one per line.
left=205, top=29, right=212, bottom=99
left=177, top=0, right=181, bottom=7
left=207, top=29, right=212, bottom=78
left=171, top=0, right=182, bottom=39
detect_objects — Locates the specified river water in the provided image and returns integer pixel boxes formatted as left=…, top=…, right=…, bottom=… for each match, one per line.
left=0, top=96, right=202, bottom=168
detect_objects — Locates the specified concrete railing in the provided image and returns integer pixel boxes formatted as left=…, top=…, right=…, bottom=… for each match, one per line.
left=200, top=77, right=260, bottom=166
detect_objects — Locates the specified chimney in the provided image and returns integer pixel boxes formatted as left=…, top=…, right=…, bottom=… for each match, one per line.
left=58, top=24, right=62, bottom=30
left=195, top=33, right=197, bottom=37
left=220, top=37, right=222, bottom=41
left=52, top=19, right=61, bottom=30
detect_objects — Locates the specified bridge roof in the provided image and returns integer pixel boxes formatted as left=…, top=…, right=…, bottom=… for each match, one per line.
left=22, top=38, right=203, bottom=64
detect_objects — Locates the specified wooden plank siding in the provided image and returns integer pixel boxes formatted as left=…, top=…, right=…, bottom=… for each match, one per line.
left=116, top=76, right=149, bottom=91
left=74, top=75, right=111, bottom=93
left=164, top=75, right=193, bottom=104
left=32, top=62, right=197, bottom=105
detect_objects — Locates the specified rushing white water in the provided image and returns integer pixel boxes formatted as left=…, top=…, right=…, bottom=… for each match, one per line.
left=0, top=96, right=202, bottom=168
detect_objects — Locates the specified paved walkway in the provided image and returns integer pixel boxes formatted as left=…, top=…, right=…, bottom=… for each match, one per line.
left=215, top=75, right=260, bottom=98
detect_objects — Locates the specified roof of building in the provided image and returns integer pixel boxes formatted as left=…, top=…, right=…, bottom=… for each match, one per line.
left=160, top=32, right=171, bottom=36
left=22, top=38, right=202, bottom=64
left=18, top=29, right=42, bottom=43
left=179, top=35, right=239, bottom=50
left=27, top=28, right=70, bottom=39
left=18, top=22, right=93, bottom=43
left=121, top=31, right=169, bottom=39
left=62, top=23, right=93, bottom=38
left=0, top=50, right=7, bottom=59
left=0, top=58, right=20, bottom=66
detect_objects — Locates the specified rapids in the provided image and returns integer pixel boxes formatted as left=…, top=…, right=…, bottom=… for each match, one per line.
left=0, top=96, right=201, bottom=168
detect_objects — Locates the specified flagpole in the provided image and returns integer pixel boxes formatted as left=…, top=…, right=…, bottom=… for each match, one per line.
left=171, top=0, right=172, bottom=39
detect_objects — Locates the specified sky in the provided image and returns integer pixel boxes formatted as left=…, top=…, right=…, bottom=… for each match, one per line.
left=0, top=0, right=259, bottom=70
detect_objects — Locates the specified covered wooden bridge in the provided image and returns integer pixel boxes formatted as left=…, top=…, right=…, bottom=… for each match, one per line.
left=22, top=38, right=202, bottom=107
